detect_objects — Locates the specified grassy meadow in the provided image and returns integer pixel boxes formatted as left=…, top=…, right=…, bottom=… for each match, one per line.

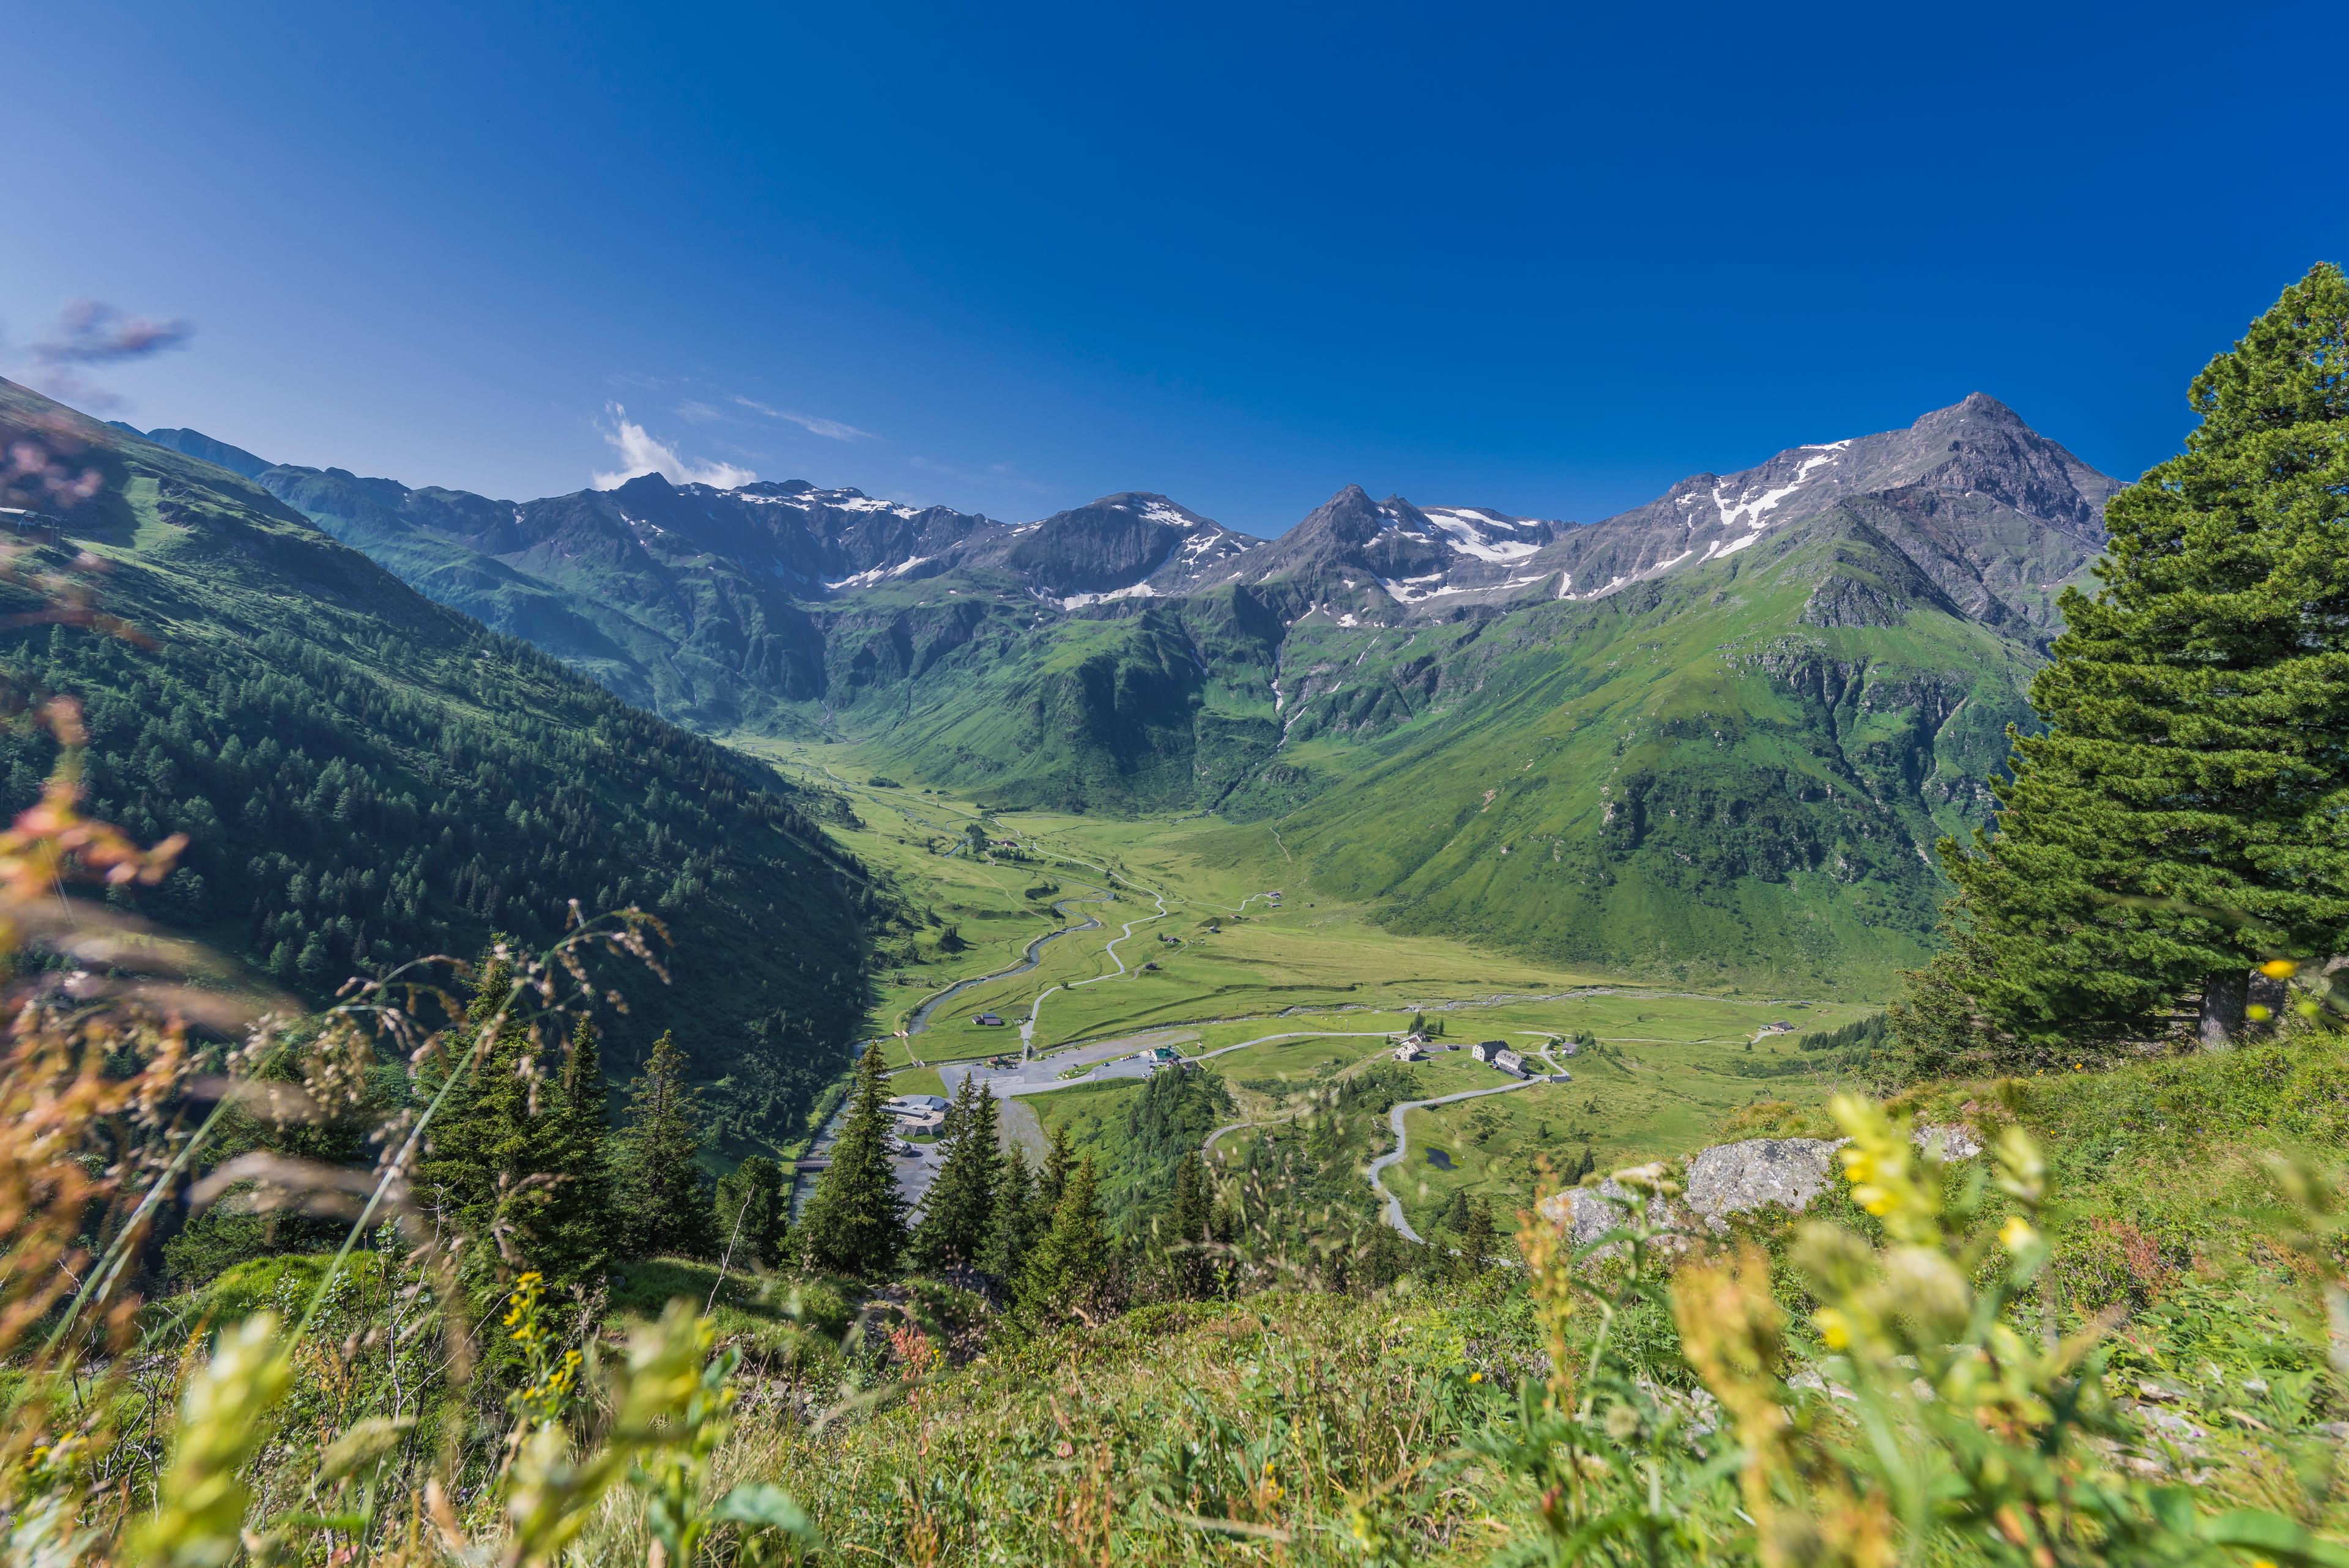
left=748, top=739, right=1883, bottom=1230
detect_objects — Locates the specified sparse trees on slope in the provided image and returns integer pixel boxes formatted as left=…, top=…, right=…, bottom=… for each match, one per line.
left=793, top=1045, right=905, bottom=1277
left=911, top=1078, right=998, bottom=1271
left=610, top=1030, right=714, bottom=1259
left=1920, top=263, right=2349, bottom=1057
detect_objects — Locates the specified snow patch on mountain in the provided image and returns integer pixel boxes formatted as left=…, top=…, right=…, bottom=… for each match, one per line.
left=1419, top=506, right=1545, bottom=561
left=1052, top=581, right=1160, bottom=610
left=1709, top=442, right=1850, bottom=533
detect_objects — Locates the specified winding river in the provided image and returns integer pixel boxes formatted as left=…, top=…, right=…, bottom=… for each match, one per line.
left=904, top=892, right=1110, bottom=1037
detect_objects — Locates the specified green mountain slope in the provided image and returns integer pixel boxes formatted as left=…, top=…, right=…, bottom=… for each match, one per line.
left=0, top=379, right=876, bottom=1136
left=245, top=465, right=833, bottom=736
left=809, top=582, right=1282, bottom=813
left=1217, top=512, right=2041, bottom=993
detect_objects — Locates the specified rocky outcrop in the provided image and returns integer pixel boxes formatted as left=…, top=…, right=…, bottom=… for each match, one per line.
left=1683, top=1137, right=1841, bottom=1226
left=1538, top=1126, right=1983, bottom=1254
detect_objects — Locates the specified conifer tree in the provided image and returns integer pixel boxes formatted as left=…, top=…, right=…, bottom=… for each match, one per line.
left=911, top=1078, right=998, bottom=1271
left=1439, top=1186, right=1472, bottom=1238
left=415, top=952, right=514, bottom=1239
left=1018, top=1155, right=1115, bottom=1322
left=419, top=950, right=580, bottom=1278
left=1031, top=1122, right=1075, bottom=1227
left=609, top=1031, right=714, bottom=1259
left=534, top=1016, right=612, bottom=1284
left=1359, top=1221, right=1408, bottom=1292
left=1457, top=1197, right=1497, bottom=1277
left=793, top=1045, right=906, bottom=1277
left=713, top=1155, right=787, bottom=1270
left=977, top=1146, right=1036, bottom=1282
left=1924, top=264, right=2349, bottom=1056
left=1163, top=1150, right=1213, bottom=1296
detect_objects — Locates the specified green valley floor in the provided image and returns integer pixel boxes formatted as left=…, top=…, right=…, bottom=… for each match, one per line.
left=748, top=740, right=1882, bottom=1237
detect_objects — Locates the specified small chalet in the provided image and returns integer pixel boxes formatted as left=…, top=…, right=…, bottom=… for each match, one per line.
left=973, top=1013, right=1006, bottom=1027
left=1392, top=1040, right=1427, bottom=1062
left=1493, top=1049, right=1529, bottom=1078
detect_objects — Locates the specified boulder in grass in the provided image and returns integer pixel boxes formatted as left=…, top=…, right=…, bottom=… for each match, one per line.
left=1683, top=1138, right=1842, bottom=1230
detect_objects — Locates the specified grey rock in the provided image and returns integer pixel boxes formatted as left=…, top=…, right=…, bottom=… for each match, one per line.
left=1538, top=1179, right=1646, bottom=1251
left=1682, top=1138, right=1841, bottom=1230
left=1916, top=1122, right=1983, bottom=1160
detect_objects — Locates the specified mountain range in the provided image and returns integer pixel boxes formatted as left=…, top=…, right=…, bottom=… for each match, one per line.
left=124, top=392, right=2122, bottom=993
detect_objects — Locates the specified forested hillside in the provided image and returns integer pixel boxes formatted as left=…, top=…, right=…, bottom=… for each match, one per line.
left=0, top=379, right=880, bottom=1137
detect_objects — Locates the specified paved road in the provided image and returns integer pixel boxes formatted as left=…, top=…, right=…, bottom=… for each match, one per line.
left=944, top=1026, right=1399, bottom=1104
left=1365, top=1079, right=1549, bottom=1243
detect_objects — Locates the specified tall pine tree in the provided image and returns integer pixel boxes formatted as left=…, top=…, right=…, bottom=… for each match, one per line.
left=535, top=1016, right=613, bottom=1284
left=793, top=1045, right=907, bottom=1277
left=609, top=1030, right=714, bottom=1259
left=1018, top=1155, right=1115, bottom=1323
left=1162, top=1150, right=1214, bottom=1297
left=1033, top=1123, right=1074, bottom=1218
left=418, top=949, right=580, bottom=1280
left=911, top=1078, right=998, bottom=1271
left=977, top=1145, right=1036, bottom=1282
left=1918, top=264, right=2349, bottom=1058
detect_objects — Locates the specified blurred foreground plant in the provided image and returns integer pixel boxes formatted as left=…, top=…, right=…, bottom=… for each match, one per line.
left=0, top=420, right=814, bottom=1564
left=1502, top=1096, right=2349, bottom=1567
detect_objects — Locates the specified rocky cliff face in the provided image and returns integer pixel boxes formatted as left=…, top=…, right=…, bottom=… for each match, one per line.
left=1520, top=392, right=2118, bottom=636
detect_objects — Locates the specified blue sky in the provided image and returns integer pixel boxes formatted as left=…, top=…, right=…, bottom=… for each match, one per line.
left=4, top=1, right=2342, bottom=534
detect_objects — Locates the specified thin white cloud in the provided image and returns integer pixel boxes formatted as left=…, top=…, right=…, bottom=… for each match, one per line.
left=909, top=453, right=1051, bottom=494
left=731, top=394, right=874, bottom=442
left=590, top=403, right=757, bottom=490
left=673, top=399, right=724, bottom=424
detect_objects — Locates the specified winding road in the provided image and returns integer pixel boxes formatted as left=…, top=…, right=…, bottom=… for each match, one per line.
left=1364, top=1079, right=1549, bottom=1242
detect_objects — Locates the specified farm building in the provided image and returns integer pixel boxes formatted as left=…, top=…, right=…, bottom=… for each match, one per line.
left=1470, top=1040, right=1510, bottom=1063
left=973, top=1013, right=1006, bottom=1027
